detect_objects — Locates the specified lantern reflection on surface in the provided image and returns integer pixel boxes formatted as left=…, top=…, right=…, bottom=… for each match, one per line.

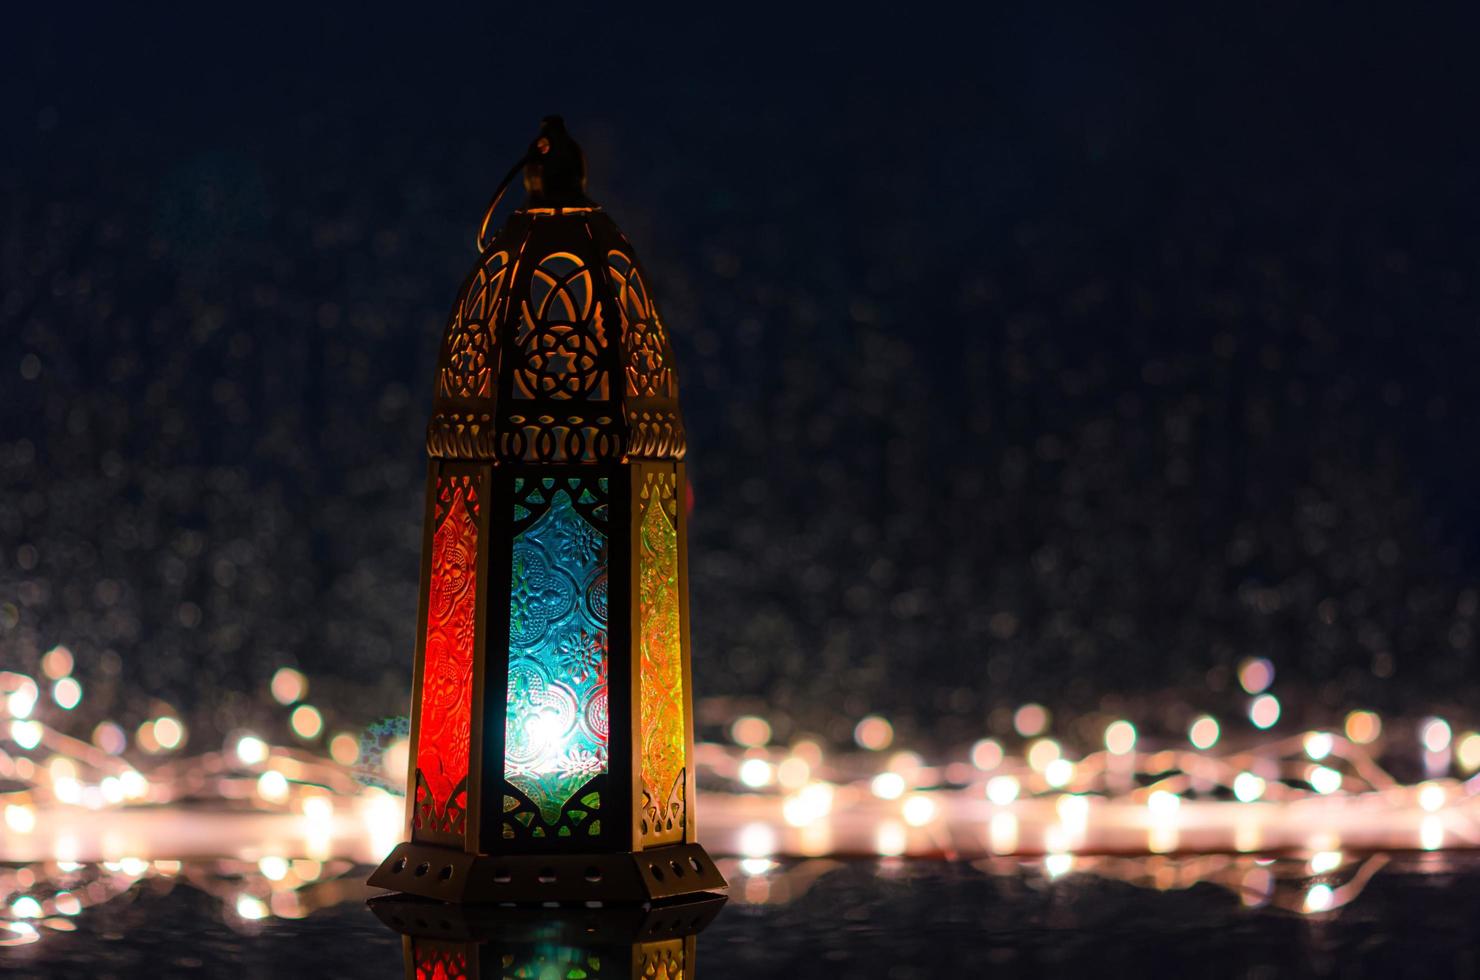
left=371, top=893, right=726, bottom=980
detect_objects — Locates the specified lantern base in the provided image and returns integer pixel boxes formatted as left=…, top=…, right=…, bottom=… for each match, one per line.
left=368, top=840, right=727, bottom=904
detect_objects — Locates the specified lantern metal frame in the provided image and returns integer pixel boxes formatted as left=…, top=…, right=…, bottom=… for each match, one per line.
left=370, top=117, right=724, bottom=903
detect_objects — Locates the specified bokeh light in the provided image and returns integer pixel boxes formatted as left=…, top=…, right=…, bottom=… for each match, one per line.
left=1189, top=715, right=1220, bottom=750
left=970, top=738, right=1004, bottom=770
left=235, top=735, right=268, bottom=765
left=731, top=715, right=772, bottom=748
left=1237, top=658, right=1274, bottom=695
left=1457, top=732, right=1480, bottom=772
left=1420, top=717, right=1452, bottom=754
left=1104, top=720, right=1136, bottom=755
left=853, top=715, right=894, bottom=751
left=986, top=775, right=1020, bottom=805
left=328, top=733, right=360, bottom=766
left=1248, top=694, right=1280, bottom=730
left=1013, top=704, right=1048, bottom=738
left=152, top=716, right=185, bottom=751
left=40, top=646, right=73, bottom=680
left=738, top=758, right=773, bottom=788
left=51, top=677, right=81, bottom=710
left=1233, top=772, right=1266, bottom=802
left=270, top=668, right=308, bottom=706
left=289, top=705, right=323, bottom=741
left=1303, top=731, right=1333, bottom=760
left=871, top=772, right=905, bottom=800
left=1344, top=710, right=1382, bottom=744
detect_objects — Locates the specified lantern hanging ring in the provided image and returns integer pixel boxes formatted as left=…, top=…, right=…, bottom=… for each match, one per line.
left=474, top=153, right=529, bottom=253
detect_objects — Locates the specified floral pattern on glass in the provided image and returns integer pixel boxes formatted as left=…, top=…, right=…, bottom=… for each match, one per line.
left=639, top=475, right=686, bottom=844
left=505, top=484, right=609, bottom=828
left=415, top=475, right=479, bottom=838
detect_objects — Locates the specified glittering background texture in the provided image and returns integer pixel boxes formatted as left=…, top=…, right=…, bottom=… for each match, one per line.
left=3, top=5, right=1479, bottom=779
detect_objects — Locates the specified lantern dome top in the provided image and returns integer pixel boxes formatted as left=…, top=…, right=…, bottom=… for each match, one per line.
left=427, top=118, right=684, bottom=465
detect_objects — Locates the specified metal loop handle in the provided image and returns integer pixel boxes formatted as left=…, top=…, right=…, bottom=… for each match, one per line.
left=475, top=153, right=531, bottom=252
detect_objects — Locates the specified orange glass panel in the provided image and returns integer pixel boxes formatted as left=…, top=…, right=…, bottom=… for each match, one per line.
left=414, top=474, right=479, bottom=838
left=639, top=481, right=685, bottom=844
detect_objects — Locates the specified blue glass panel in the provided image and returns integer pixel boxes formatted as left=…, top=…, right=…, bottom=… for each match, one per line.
left=505, top=486, right=609, bottom=825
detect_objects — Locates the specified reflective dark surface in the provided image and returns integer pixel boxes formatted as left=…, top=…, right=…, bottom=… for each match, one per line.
left=7, top=858, right=1480, bottom=978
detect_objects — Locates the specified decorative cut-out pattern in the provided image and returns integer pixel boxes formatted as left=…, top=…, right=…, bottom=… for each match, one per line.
left=504, top=479, right=610, bottom=831
left=636, top=939, right=686, bottom=979
left=412, top=943, right=467, bottom=980
left=415, top=474, right=480, bottom=839
left=639, top=472, right=686, bottom=845
left=427, top=214, right=686, bottom=463
left=513, top=252, right=608, bottom=401
left=438, top=251, right=508, bottom=400
left=608, top=251, right=674, bottom=399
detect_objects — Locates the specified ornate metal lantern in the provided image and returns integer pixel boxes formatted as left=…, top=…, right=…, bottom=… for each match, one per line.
left=370, top=117, right=725, bottom=902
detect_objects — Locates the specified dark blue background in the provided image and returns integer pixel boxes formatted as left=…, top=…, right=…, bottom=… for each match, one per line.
left=3, top=4, right=1478, bottom=751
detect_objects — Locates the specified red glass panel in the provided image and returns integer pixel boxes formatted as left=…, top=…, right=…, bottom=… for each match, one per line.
left=414, top=474, right=480, bottom=838
left=412, top=942, right=468, bottom=980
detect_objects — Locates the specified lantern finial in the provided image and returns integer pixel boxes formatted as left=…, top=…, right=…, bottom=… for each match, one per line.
left=523, top=115, right=590, bottom=207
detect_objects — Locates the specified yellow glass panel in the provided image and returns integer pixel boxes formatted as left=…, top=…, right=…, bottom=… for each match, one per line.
left=639, top=484, right=685, bottom=844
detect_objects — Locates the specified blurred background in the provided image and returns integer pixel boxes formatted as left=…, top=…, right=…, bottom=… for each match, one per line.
left=2, top=4, right=1477, bottom=760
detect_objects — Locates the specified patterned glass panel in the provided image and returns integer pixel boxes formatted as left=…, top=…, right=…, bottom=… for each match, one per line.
left=639, top=474, right=685, bottom=844
left=414, top=474, right=479, bottom=839
left=636, top=939, right=686, bottom=980
left=505, top=480, right=609, bottom=831
left=412, top=942, right=468, bottom=980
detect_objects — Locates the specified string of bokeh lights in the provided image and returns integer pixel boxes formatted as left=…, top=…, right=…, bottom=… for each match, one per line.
left=4, top=648, right=1480, bottom=947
